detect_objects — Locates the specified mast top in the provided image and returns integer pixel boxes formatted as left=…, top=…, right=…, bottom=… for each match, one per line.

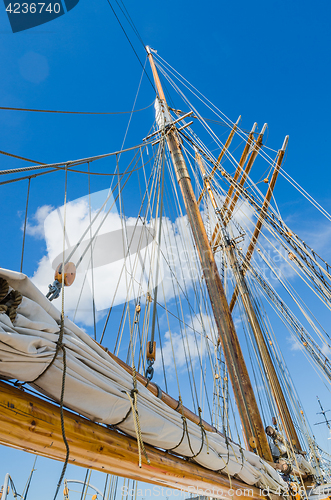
left=281, top=135, right=289, bottom=151
left=145, top=45, right=157, bottom=55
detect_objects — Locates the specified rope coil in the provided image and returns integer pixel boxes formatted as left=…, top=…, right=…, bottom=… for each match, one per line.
left=0, top=285, right=23, bottom=324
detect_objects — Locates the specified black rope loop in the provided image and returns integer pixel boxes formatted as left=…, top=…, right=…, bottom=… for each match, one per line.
left=167, top=415, right=188, bottom=452
left=186, top=414, right=206, bottom=459
left=218, top=436, right=231, bottom=472
left=27, top=329, right=65, bottom=385
left=112, top=387, right=139, bottom=427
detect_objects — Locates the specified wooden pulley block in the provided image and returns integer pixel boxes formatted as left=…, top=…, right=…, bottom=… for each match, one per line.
left=55, top=262, right=76, bottom=287
left=147, top=341, right=156, bottom=361
left=249, top=436, right=257, bottom=449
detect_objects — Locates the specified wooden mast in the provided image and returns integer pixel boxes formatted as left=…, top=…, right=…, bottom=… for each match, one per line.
left=196, top=138, right=301, bottom=451
left=146, top=46, right=272, bottom=461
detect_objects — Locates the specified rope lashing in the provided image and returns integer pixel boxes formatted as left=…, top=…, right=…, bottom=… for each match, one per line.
left=7, top=291, right=22, bottom=323
left=0, top=277, right=9, bottom=302
left=0, top=286, right=23, bottom=323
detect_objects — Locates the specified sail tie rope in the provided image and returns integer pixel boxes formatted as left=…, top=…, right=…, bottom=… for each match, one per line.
left=218, top=436, right=231, bottom=473
left=167, top=400, right=208, bottom=459
left=124, top=388, right=150, bottom=467
left=125, top=304, right=150, bottom=468
left=185, top=406, right=208, bottom=459
left=112, top=397, right=133, bottom=427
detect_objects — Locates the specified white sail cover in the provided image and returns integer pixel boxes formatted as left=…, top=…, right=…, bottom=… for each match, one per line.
left=0, top=268, right=289, bottom=491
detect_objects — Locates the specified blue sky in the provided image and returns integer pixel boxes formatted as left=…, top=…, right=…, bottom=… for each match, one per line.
left=0, top=0, right=331, bottom=498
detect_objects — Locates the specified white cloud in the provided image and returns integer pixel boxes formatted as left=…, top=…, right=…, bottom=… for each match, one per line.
left=287, top=335, right=303, bottom=352
left=27, top=189, right=202, bottom=326
left=155, top=313, right=216, bottom=373
left=321, top=343, right=331, bottom=356
left=24, top=204, right=54, bottom=239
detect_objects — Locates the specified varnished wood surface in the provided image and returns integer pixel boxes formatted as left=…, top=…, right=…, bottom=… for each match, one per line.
left=0, top=381, right=271, bottom=500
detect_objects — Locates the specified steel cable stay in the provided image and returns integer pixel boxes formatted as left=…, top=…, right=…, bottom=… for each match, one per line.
left=183, top=134, right=331, bottom=304
left=251, top=236, right=331, bottom=344
left=47, top=148, right=153, bottom=301
left=154, top=54, right=331, bottom=224
left=164, top=153, right=206, bottom=412
left=240, top=225, right=331, bottom=347
left=242, top=255, right=331, bottom=384
left=246, top=279, right=305, bottom=437
left=182, top=129, right=331, bottom=364
left=246, top=273, right=321, bottom=455
left=224, top=252, right=315, bottom=486
left=205, top=176, right=331, bottom=346
left=189, top=142, right=331, bottom=418
left=98, top=146, right=161, bottom=343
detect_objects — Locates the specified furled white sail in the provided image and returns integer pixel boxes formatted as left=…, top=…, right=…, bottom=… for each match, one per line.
left=0, top=268, right=292, bottom=491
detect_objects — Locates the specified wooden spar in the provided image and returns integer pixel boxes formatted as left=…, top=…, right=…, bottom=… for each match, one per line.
left=229, top=136, right=288, bottom=313
left=221, top=122, right=257, bottom=213
left=209, top=122, right=256, bottom=249
left=197, top=116, right=241, bottom=206
left=146, top=46, right=272, bottom=461
left=197, top=137, right=301, bottom=451
left=210, top=123, right=266, bottom=251
left=224, top=124, right=267, bottom=224
left=0, top=381, right=270, bottom=500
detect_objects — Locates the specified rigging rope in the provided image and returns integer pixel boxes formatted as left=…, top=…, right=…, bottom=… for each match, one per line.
left=20, top=177, right=31, bottom=273
left=0, top=141, right=155, bottom=176
left=0, top=101, right=154, bottom=115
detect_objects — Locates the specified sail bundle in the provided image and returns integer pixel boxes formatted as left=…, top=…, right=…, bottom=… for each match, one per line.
left=0, top=268, right=290, bottom=492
